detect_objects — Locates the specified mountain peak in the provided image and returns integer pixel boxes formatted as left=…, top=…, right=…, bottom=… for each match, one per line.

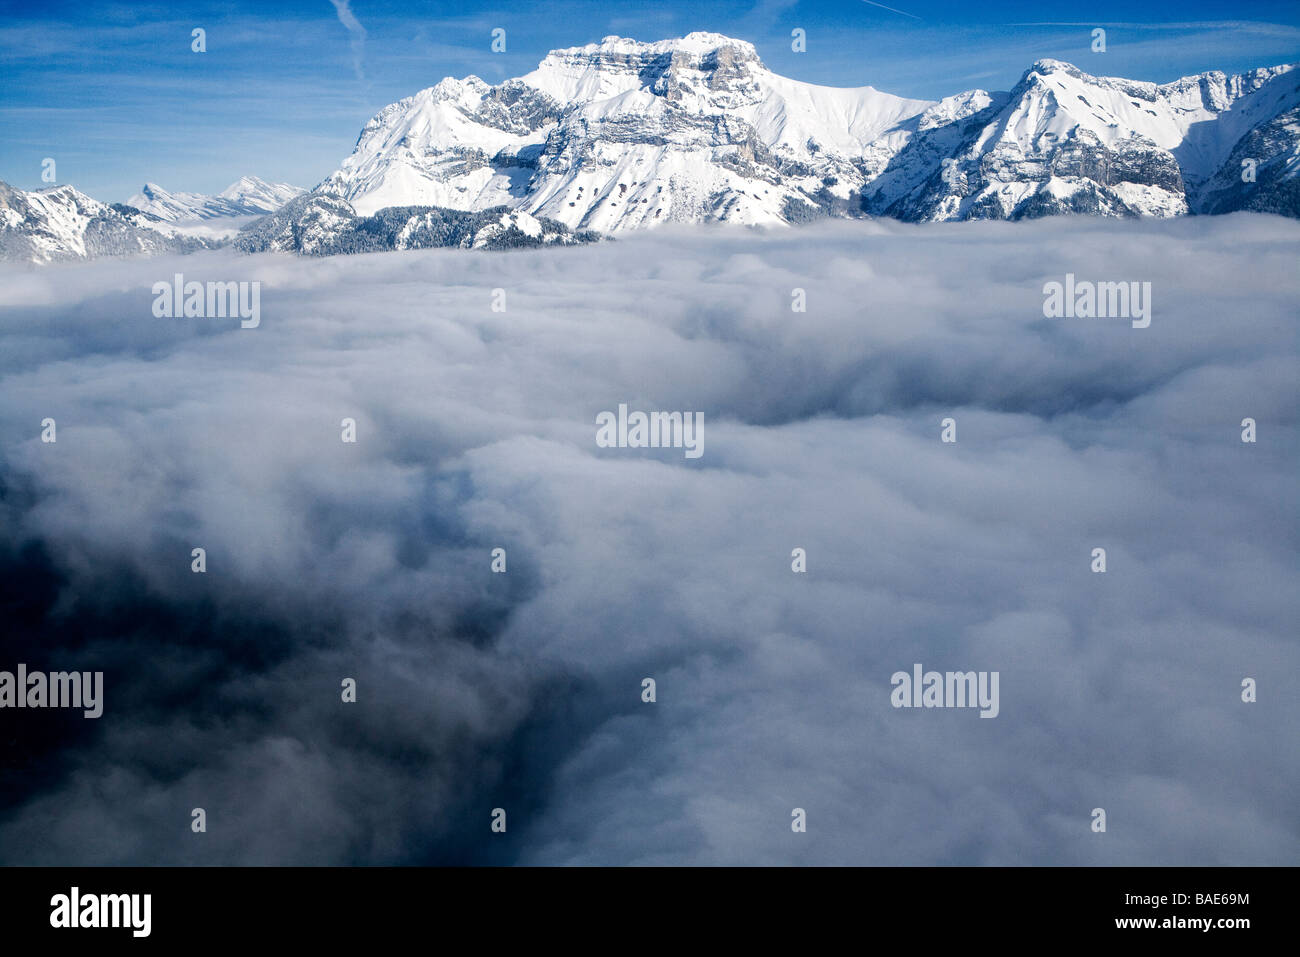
left=217, top=175, right=306, bottom=207
left=218, top=175, right=270, bottom=197
left=584, top=31, right=759, bottom=57
left=427, top=74, right=491, bottom=104
left=1028, top=58, right=1080, bottom=74
left=534, top=31, right=763, bottom=78
left=125, top=177, right=303, bottom=222
left=1020, top=59, right=1095, bottom=87
left=515, top=31, right=768, bottom=118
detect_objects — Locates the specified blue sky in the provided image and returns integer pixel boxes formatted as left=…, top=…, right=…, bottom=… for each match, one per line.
left=3, top=0, right=1299, bottom=201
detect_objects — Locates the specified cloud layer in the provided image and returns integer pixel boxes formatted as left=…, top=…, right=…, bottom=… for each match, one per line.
left=0, top=214, right=1296, bottom=864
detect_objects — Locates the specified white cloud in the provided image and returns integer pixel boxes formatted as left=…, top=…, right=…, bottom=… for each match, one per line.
left=0, top=215, right=1296, bottom=864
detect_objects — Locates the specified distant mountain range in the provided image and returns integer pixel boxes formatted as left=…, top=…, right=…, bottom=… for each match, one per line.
left=0, top=178, right=591, bottom=263
left=2, top=33, right=1297, bottom=263
left=0, top=182, right=216, bottom=264
left=126, top=176, right=306, bottom=222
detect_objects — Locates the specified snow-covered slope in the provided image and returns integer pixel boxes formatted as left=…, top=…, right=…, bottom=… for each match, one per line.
left=0, top=182, right=217, bottom=264
left=127, top=176, right=305, bottom=222
left=1195, top=100, right=1300, bottom=215
left=866, top=58, right=1300, bottom=221
left=319, top=35, right=1300, bottom=229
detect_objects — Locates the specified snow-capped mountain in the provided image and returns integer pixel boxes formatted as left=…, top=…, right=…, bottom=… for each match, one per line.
left=318, top=33, right=1300, bottom=228
left=0, top=182, right=217, bottom=264
left=318, top=32, right=933, bottom=230
left=126, top=176, right=305, bottom=222
left=867, top=58, right=1300, bottom=221
left=3, top=34, right=1297, bottom=265
left=0, top=178, right=589, bottom=264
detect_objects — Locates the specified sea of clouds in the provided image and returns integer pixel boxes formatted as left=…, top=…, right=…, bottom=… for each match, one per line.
left=0, top=214, right=1296, bottom=864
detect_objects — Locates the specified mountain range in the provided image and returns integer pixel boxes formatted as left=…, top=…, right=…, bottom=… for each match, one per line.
left=126, top=176, right=306, bottom=222
left=2, top=33, right=1297, bottom=263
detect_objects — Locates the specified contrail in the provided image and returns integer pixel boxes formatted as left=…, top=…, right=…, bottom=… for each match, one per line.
left=329, top=0, right=368, bottom=81
left=861, top=0, right=923, bottom=20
